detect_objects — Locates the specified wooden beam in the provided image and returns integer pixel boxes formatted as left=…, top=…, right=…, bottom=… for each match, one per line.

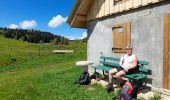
left=76, top=14, right=87, bottom=21
left=152, top=0, right=160, bottom=3
left=114, top=3, right=120, bottom=13
left=126, top=0, right=133, bottom=10
left=142, top=0, right=148, bottom=6
left=105, top=0, right=110, bottom=16
left=119, top=2, right=126, bottom=12
left=110, top=0, right=115, bottom=14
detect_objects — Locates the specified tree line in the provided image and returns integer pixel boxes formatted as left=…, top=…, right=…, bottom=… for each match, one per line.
left=0, top=27, right=69, bottom=45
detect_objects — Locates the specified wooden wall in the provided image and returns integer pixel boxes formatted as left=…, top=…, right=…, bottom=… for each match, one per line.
left=87, top=0, right=164, bottom=21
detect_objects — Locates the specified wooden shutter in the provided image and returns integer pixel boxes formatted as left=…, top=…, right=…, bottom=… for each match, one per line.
left=163, top=13, right=170, bottom=89
left=112, top=22, right=131, bottom=53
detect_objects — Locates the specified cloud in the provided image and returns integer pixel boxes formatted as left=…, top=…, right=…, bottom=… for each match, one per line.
left=65, top=36, right=77, bottom=40
left=9, top=24, right=18, bottom=29
left=79, top=32, right=87, bottom=39
left=48, top=15, right=67, bottom=28
left=20, top=20, right=37, bottom=29
left=66, top=32, right=87, bottom=40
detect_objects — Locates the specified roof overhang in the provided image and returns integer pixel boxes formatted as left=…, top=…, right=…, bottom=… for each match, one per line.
left=67, top=0, right=92, bottom=29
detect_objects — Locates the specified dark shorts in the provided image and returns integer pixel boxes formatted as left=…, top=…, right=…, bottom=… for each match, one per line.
left=116, top=67, right=124, bottom=72
left=116, top=67, right=139, bottom=75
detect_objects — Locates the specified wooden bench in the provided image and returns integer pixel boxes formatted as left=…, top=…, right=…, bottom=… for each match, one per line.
left=92, top=56, right=149, bottom=85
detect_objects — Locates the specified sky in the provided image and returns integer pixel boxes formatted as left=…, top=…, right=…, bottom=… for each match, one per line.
left=0, top=0, right=87, bottom=40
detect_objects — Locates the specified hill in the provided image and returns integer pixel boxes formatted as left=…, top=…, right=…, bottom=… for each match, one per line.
left=0, top=35, right=85, bottom=66
left=0, top=27, right=69, bottom=44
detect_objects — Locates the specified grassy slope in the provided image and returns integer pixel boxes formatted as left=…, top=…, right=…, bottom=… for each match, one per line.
left=0, top=36, right=83, bottom=66
left=0, top=35, right=45, bottom=66
left=0, top=36, right=115, bottom=99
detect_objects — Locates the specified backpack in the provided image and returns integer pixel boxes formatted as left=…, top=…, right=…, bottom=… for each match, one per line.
left=119, top=82, right=137, bottom=100
left=75, top=71, right=90, bottom=85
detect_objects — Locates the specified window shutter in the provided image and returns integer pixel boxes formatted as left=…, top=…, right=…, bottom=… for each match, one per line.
left=112, top=22, right=131, bottom=53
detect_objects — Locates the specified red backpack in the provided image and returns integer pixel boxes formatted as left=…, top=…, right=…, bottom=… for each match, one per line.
left=119, top=81, right=136, bottom=100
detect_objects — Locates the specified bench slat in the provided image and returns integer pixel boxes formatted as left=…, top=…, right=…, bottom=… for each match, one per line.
left=100, top=56, right=120, bottom=61
left=101, top=56, right=149, bottom=66
left=92, top=65, right=112, bottom=71
left=138, top=61, right=149, bottom=65
left=93, top=66, right=147, bottom=80
left=124, top=74, right=146, bottom=80
left=100, top=61, right=120, bottom=67
left=139, top=68, right=149, bottom=73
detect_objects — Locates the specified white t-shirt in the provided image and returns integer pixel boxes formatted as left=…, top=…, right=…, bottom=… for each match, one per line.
left=120, top=54, right=136, bottom=69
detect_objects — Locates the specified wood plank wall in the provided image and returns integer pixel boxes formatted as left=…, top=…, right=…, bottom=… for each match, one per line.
left=87, top=0, right=164, bottom=21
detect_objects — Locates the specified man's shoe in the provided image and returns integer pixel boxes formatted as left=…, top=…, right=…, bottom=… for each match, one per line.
left=107, top=83, right=114, bottom=93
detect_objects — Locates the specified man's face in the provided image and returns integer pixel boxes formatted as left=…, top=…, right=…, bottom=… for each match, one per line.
left=126, top=48, right=132, bottom=56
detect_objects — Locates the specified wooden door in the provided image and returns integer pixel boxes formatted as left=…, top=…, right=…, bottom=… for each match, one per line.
left=112, top=22, right=131, bottom=53
left=163, top=13, right=170, bottom=89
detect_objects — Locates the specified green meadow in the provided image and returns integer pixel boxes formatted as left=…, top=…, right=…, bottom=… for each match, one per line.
left=0, top=36, right=114, bottom=100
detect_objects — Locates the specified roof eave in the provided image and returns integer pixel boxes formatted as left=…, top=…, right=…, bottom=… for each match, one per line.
left=67, top=0, right=81, bottom=25
left=67, top=0, right=91, bottom=28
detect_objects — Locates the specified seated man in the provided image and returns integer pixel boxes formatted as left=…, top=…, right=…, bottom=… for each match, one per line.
left=107, top=45, right=138, bottom=92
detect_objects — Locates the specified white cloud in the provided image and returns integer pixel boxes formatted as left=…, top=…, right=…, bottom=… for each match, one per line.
left=9, top=24, right=18, bottom=29
left=48, top=15, right=67, bottom=28
left=65, top=36, right=77, bottom=40
left=20, top=20, right=37, bottom=29
left=66, top=32, right=87, bottom=40
left=79, top=32, right=87, bottom=39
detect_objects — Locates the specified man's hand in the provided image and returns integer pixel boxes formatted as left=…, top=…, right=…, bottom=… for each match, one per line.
left=123, top=68, right=128, bottom=73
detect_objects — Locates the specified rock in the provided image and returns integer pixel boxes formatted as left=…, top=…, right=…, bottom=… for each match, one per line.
left=91, top=79, right=97, bottom=84
left=138, top=90, right=155, bottom=100
left=97, top=80, right=108, bottom=88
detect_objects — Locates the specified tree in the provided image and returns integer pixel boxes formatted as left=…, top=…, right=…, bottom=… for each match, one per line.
left=53, top=38, right=58, bottom=45
left=0, top=27, right=70, bottom=44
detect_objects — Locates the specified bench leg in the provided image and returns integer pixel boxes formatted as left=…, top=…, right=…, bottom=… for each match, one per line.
left=102, top=70, right=105, bottom=76
left=94, top=68, right=97, bottom=79
left=102, top=70, right=108, bottom=79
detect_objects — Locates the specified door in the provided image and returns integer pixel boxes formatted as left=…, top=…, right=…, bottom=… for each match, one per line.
left=163, top=13, right=170, bottom=89
left=112, top=22, right=131, bottom=53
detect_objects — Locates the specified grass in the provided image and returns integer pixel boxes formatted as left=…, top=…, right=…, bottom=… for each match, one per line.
left=0, top=36, right=115, bottom=99
left=148, top=92, right=161, bottom=100
left=0, top=54, right=115, bottom=99
left=0, top=36, right=85, bottom=66
left=0, top=63, right=114, bottom=99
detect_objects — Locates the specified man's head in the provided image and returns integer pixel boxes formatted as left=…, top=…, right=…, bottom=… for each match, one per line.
left=126, top=45, right=133, bottom=56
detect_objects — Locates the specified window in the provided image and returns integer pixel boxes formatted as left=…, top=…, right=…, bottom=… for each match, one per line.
left=114, top=0, right=129, bottom=5
left=112, top=22, right=131, bottom=53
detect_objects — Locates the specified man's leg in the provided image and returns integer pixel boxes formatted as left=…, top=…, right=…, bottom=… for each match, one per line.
left=107, top=68, right=118, bottom=92
left=109, top=68, right=118, bottom=83
left=115, top=70, right=126, bottom=77
left=115, top=70, right=126, bottom=87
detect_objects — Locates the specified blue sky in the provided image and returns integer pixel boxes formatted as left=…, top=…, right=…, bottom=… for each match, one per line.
left=0, top=0, right=87, bottom=40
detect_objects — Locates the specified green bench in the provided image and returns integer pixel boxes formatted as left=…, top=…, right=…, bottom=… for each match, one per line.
left=92, top=56, right=149, bottom=84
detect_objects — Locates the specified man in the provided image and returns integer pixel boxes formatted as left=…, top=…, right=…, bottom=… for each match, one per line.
left=107, top=45, right=138, bottom=92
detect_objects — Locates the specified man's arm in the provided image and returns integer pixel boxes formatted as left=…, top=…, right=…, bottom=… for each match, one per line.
left=119, top=55, right=125, bottom=66
left=124, top=55, right=138, bottom=72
